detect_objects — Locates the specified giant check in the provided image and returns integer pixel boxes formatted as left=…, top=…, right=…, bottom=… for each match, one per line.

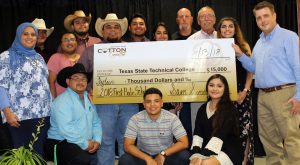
left=93, top=39, right=237, bottom=104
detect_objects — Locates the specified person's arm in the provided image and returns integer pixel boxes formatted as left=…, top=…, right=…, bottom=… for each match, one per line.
left=232, top=44, right=255, bottom=73
left=124, top=137, right=156, bottom=164
left=237, top=72, right=253, bottom=104
left=53, top=98, right=88, bottom=150
left=166, top=135, right=189, bottom=155
left=190, top=105, right=205, bottom=160
left=285, top=32, right=300, bottom=115
left=48, top=70, right=57, bottom=98
left=200, top=107, right=237, bottom=157
left=0, top=87, right=20, bottom=127
left=91, top=104, right=102, bottom=144
left=0, top=87, right=10, bottom=111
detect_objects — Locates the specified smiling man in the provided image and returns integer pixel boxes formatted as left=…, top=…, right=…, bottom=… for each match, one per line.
left=119, top=87, right=190, bottom=165
left=45, top=63, right=102, bottom=165
left=124, top=13, right=150, bottom=42
left=234, top=1, right=300, bottom=164
left=188, top=6, right=217, bottom=40
left=64, top=10, right=101, bottom=55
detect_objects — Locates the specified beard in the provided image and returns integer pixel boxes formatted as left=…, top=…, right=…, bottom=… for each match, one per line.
left=75, top=31, right=88, bottom=37
left=106, top=37, right=121, bottom=43
left=179, top=24, right=191, bottom=31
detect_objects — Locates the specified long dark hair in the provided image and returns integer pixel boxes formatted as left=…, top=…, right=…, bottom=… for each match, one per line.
left=205, top=74, right=236, bottom=135
left=216, top=17, right=251, bottom=56
left=151, top=22, right=170, bottom=41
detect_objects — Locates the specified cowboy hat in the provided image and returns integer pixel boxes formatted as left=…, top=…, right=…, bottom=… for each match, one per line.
left=57, top=63, right=92, bottom=88
left=64, top=10, right=92, bottom=32
left=32, top=18, right=54, bottom=37
left=95, top=13, right=128, bottom=38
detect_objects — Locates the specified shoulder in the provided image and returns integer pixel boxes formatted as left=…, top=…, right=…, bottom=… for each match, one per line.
left=130, top=110, right=146, bottom=121
left=88, top=36, right=101, bottom=43
left=0, top=51, right=10, bottom=61
left=48, top=53, right=63, bottom=61
left=187, top=31, right=201, bottom=40
left=52, top=90, right=72, bottom=106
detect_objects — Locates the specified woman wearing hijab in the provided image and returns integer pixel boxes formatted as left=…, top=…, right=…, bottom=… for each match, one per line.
left=0, top=22, right=52, bottom=157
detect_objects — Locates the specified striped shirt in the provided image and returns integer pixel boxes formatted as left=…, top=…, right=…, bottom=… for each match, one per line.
left=125, top=109, right=187, bottom=155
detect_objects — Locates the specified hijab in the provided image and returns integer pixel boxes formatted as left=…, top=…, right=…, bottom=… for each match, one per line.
left=8, top=22, right=39, bottom=69
left=9, top=22, right=38, bottom=56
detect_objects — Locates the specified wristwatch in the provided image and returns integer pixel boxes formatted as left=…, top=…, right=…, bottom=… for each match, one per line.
left=243, top=88, right=251, bottom=93
left=160, top=150, right=166, bottom=157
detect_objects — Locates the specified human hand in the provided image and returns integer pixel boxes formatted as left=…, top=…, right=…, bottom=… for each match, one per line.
left=232, top=43, right=243, bottom=57
left=154, top=154, right=165, bottom=165
left=88, top=141, right=100, bottom=153
left=145, top=156, right=157, bottom=165
left=174, top=102, right=183, bottom=111
left=189, top=157, right=202, bottom=165
left=287, top=98, right=300, bottom=115
left=86, top=140, right=94, bottom=151
left=3, top=107, right=20, bottom=128
left=237, top=91, right=247, bottom=104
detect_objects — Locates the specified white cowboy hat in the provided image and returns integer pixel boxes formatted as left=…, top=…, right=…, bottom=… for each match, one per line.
left=32, top=18, right=54, bottom=37
left=64, top=10, right=91, bottom=32
left=95, top=13, right=128, bottom=38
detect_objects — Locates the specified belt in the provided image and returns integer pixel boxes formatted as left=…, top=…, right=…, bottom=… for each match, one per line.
left=260, top=83, right=295, bottom=93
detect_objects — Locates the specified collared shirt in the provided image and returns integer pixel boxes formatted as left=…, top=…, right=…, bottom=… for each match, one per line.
left=239, top=24, right=300, bottom=100
left=0, top=51, right=52, bottom=122
left=78, top=40, right=124, bottom=91
left=76, top=35, right=101, bottom=55
left=187, top=30, right=217, bottom=40
left=125, top=109, right=187, bottom=155
left=123, top=35, right=150, bottom=42
left=47, top=88, right=102, bottom=150
left=47, top=52, right=77, bottom=96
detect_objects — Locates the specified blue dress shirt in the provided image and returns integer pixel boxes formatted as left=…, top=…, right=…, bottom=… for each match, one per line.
left=239, top=24, right=300, bottom=101
left=47, top=88, right=102, bottom=150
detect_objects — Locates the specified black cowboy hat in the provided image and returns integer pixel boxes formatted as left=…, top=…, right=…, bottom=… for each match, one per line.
left=57, top=63, right=91, bottom=88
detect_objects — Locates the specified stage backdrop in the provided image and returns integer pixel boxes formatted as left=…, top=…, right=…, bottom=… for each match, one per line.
left=0, top=0, right=298, bottom=52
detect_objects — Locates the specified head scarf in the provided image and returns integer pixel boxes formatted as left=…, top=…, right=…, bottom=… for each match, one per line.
left=8, top=22, right=39, bottom=69
left=9, top=22, right=38, bottom=57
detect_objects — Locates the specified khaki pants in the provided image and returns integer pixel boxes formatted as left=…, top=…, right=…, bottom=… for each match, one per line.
left=258, top=86, right=300, bottom=165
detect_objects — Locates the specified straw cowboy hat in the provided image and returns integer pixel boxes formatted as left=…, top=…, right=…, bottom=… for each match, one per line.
left=32, top=18, right=54, bottom=37
left=57, top=63, right=92, bottom=88
left=64, top=10, right=91, bottom=32
left=95, top=13, right=128, bottom=38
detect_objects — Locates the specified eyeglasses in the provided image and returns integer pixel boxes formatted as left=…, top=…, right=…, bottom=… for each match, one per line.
left=199, top=14, right=215, bottom=20
left=69, top=77, right=88, bottom=82
left=62, top=38, right=77, bottom=43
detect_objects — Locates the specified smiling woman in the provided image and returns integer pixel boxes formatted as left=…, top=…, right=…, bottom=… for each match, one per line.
left=0, top=22, right=52, bottom=158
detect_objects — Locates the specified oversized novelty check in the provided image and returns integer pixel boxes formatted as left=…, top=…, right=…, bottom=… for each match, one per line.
left=93, top=39, right=237, bottom=104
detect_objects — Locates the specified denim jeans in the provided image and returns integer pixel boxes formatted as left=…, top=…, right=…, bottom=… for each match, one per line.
left=94, top=104, right=139, bottom=165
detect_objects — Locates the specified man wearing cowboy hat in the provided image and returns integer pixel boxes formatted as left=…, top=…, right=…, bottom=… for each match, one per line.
left=64, top=10, right=101, bottom=55
left=45, top=63, right=102, bottom=165
left=32, top=18, right=55, bottom=63
left=79, top=13, right=139, bottom=165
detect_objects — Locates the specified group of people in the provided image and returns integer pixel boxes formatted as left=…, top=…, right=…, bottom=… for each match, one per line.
left=0, top=1, right=299, bottom=165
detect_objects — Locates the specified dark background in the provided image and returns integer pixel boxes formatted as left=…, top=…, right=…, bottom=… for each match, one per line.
left=0, top=0, right=298, bottom=52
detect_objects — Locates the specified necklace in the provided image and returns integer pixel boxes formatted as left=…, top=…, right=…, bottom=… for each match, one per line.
left=25, top=56, right=39, bottom=67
